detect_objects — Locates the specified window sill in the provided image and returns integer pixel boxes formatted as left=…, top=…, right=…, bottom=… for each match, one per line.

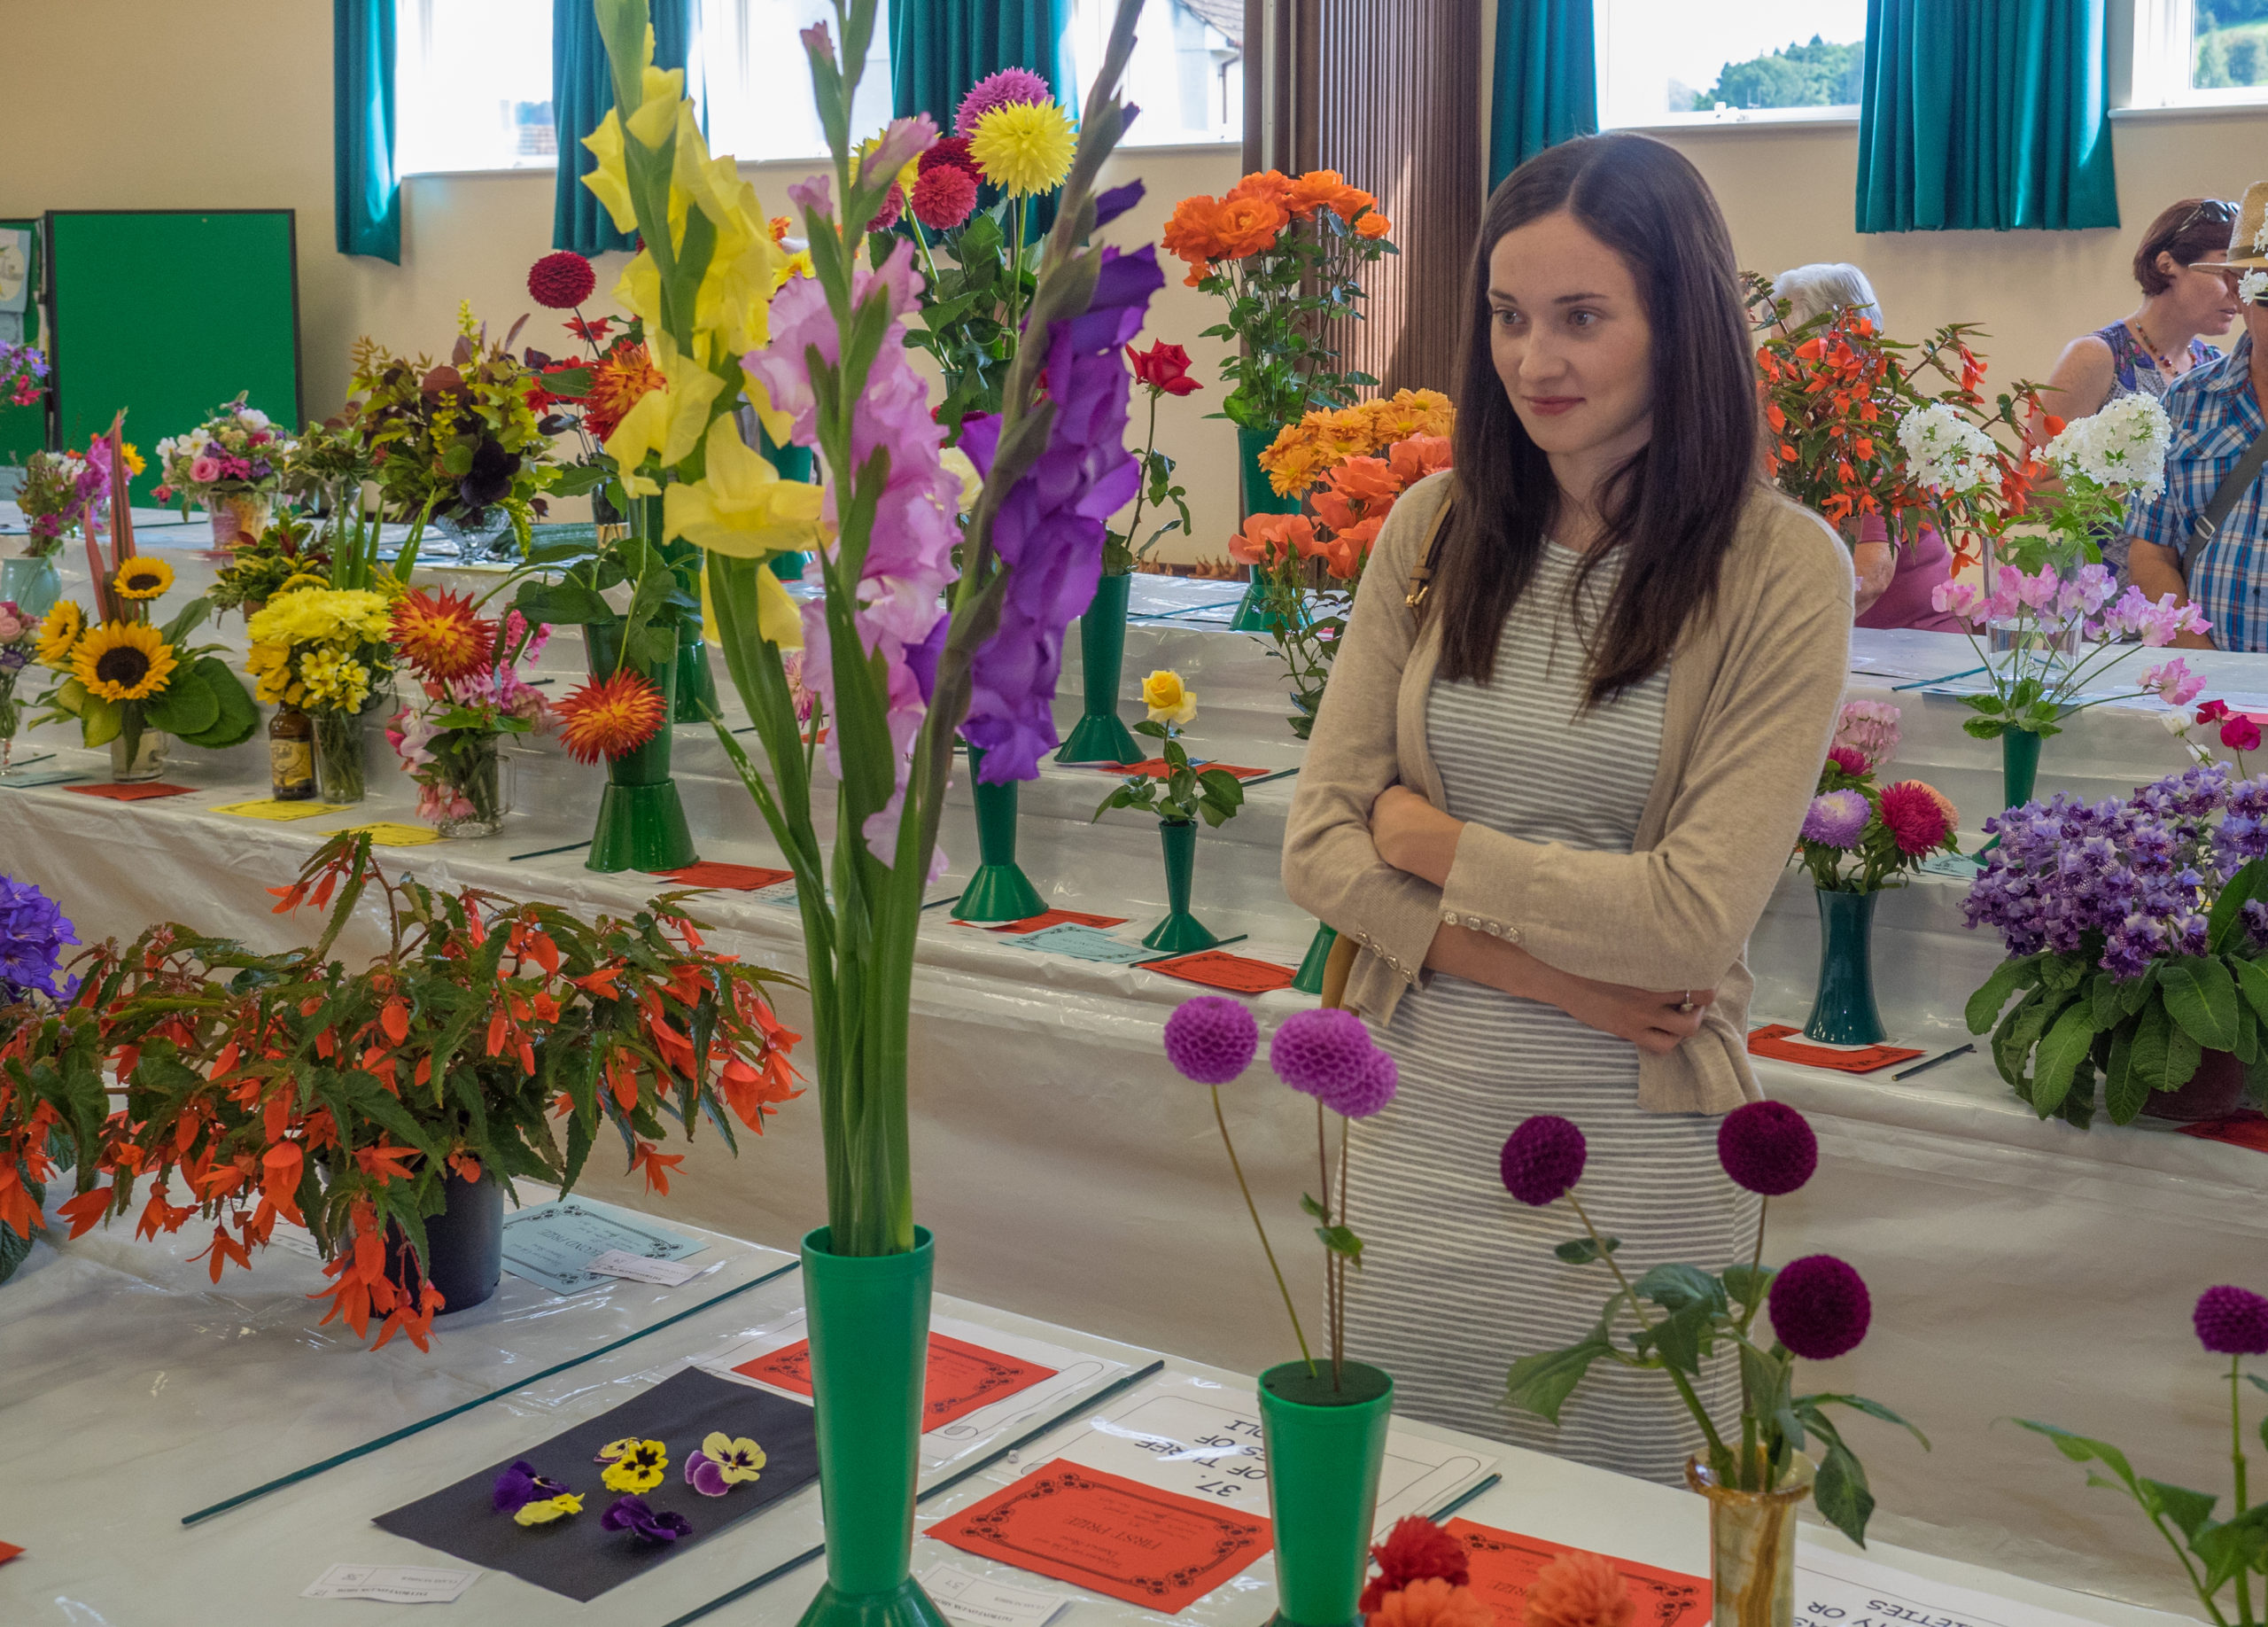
left=2110, top=100, right=2268, bottom=122
left=401, top=166, right=555, bottom=181
left=1603, top=113, right=1860, bottom=136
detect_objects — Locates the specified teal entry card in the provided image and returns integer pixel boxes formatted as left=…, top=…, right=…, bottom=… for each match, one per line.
left=501, top=1195, right=703, bottom=1294
left=1006, top=922, right=1154, bottom=964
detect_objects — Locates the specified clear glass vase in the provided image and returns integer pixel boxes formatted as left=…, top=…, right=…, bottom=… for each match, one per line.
left=110, top=729, right=172, bottom=783
left=432, top=734, right=512, bottom=838
left=313, top=709, right=366, bottom=805
left=0, top=689, right=19, bottom=774
left=1685, top=1454, right=1815, bottom=1627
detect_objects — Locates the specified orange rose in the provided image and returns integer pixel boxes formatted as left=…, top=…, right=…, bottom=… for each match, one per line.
left=1366, top=1579, right=1495, bottom=1627
left=1161, top=194, right=1226, bottom=269
left=1355, top=210, right=1393, bottom=239
left=1329, top=183, right=1379, bottom=221
left=1215, top=193, right=1289, bottom=259
left=1310, top=455, right=1400, bottom=534
left=1387, top=432, right=1452, bottom=485
left=1227, top=511, right=1315, bottom=567
left=1229, top=168, right=1295, bottom=208
left=1317, top=517, right=1382, bottom=580
left=1285, top=169, right=1352, bottom=217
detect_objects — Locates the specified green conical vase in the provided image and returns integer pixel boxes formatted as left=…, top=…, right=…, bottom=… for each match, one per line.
left=1142, top=819, right=1220, bottom=954
left=584, top=619, right=699, bottom=874
left=1231, top=424, right=1298, bottom=633
left=957, top=744, right=1045, bottom=922
left=1058, top=571, right=1140, bottom=765
left=672, top=629, right=720, bottom=724
left=1259, top=1359, right=1394, bottom=1627
left=1291, top=922, right=1338, bottom=996
left=796, top=1226, right=950, bottom=1627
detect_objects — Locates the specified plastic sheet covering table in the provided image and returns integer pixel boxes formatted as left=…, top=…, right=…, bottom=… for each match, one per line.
left=0, top=1188, right=2196, bottom=1627
left=8, top=530, right=2268, bottom=1611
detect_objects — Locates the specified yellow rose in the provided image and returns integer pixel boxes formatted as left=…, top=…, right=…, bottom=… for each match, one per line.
left=1142, top=669, right=1196, bottom=727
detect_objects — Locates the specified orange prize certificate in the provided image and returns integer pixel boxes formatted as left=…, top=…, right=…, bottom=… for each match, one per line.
left=735, top=1331, right=1057, bottom=1429
left=1447, top=1519, right=1707, bottom=1627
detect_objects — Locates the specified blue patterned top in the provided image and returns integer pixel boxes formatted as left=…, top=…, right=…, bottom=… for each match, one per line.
left=2127, top=331, right=2268, bottom=650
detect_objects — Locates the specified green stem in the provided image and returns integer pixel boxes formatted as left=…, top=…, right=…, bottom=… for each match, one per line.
left=1568, top=1194, right=1734, bottom=1473
left=2235, top=1356, right=2255, bottom=1627
left=1213, top=1086, right=1314, bottom=1375
left=1736, top=1196, right=1769, bottom=1340
left=1317, top=1099, right=1339, bottom=1392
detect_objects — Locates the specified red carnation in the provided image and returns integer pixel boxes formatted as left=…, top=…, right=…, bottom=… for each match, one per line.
left=1359, top=1517, right=1471, bottom=1616
left=920, top=135, right=981, bottom=179
left=528, top=250, right=596, bottom=310
left=912, top=166, right=979, bottom=232
left=1128, top=339, right=1200, bottom=397
left=1878, top=780, right=1954, bottom=856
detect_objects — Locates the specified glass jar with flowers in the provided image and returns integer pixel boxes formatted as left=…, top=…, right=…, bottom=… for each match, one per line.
left=1792, top=701, right=1960, bottom=1043
left=386, top=588, right=550, bottom=837
left=151, top=395, right=295, bottom=548
left=5, top=444, right=107, bottom=618
left=1091, top=669, right=1245, bottom=954
left=245, top=583, right=398, bottom=804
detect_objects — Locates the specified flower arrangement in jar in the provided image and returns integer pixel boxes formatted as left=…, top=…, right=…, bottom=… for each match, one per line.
left=385, top=588, right=551, bottom=835
left=152, top=394, right=295, bottom=545
left=245, top=584, right=400, bottom=802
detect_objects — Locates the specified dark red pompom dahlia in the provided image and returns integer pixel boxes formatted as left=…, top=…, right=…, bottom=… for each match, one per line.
left=527, top=250, right=596, bottom=310
left=2195, top=1285, right=2268, bottom=1356
left=912, top=166, right=979, bottom=232
left=1767, top=1254, right=1871, bottom=1360
left=1716, top=1101, right=1818, bottom=1197
left=1357, top=1516, right=1470, bottom=1615
left=1499, top=1115, right=1586, bottom=1207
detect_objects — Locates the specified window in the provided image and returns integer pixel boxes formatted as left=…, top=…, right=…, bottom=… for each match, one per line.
left=703, top=0, right=896, bottom=164
left=395, top=0, right=557, bottom=175
left=2132, top=0, right=2268, bottom=106
left=1595, top=0, right=1867, bottom=129
left=1063, top=0, right=1242, bottom=145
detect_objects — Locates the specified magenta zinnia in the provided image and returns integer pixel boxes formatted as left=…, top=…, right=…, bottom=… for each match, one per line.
left=555, top=670, right=666, bottom=765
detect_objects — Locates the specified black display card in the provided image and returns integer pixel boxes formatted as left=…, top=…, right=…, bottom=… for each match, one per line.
left=374, top=1367, right=819, bottom=1601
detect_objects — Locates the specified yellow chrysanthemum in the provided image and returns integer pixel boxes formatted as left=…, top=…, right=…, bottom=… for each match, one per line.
left=119, top=441, right=145, bottom=478
left=37, top=601, right=85, bottom=669
left=249, top=588, right=395, bottom=651
left=245, top=642, right=295, bottom=706
left=969, top=101, right=1076, bottom=199
left=72, top=619, right=178, bottom=703
left=113, top=557, right=175, bottom=601
left=278, top=572, right=332, bottom=596
left=299, top=648, right=370, bottom=712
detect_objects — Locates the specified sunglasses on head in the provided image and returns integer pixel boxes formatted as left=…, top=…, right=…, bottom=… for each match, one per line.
left=2173, top=198, right=2241, bottom=235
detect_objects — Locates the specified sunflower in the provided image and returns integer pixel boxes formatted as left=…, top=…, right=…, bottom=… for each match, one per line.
left=968, top=101, right=1076, bottom=199
left=555, top=669, right=665, bottom=765
left=389, top=588, right=495, bottom=682
left=73, top=619, right=178, bottom=703
left=36, top=601, right=85, bottom=669
left=113, top=557, right=175, bottom=601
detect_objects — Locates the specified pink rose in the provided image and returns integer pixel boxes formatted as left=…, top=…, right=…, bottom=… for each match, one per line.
left=189, top=455, right=221, bottom=484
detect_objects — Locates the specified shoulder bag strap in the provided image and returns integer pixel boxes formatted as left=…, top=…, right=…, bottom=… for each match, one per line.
left=2182, top=429, right=2268, bottom=576
left=1402, top=494, right=1455, bottom=626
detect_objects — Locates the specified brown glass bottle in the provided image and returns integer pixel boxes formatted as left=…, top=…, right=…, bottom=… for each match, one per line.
left=269, top=705, right=316, bottom=800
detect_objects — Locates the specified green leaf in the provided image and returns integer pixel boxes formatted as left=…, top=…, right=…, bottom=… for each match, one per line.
left=1299, top=1192, right=1328, bottom=1221
left=1810, top=1427, right=1876, bottom=1547
left=81, top=692, right=123, bottom=747
left=1504, top=1338, right=1612, bottom=1424
left=1315, top=1223, right=1363, bottom=1265
left=2140, top=1477, right=2219, bottom=1542
left=2030, top=999, right=2100, bottom=1116
left=1721, top=1263, right=1775, bottom=1311
left=2235, top=957, right=2268, bottom=1026
left=2161, top=955, right=2241, bottom=1051
left=2016, top=1420, right=2144, bottom=1497
left=2211, top=860, right=2268, bottom=954
left=1632, top=1263, right=1728, bottom=1315
left=1554, top=1235, right=1619, bottom=1265
left=1802, top=1392, right=1931, bottom=1452
left=2123, top=999, right=2172, bottom=1124
left=1647, top=1297, right=1719, bottom=1376
left=144, top=667, right=220, bottom=736
left=175, top=658, right=260, bottom=748
left=2104, top=1018, right=2148, bottom=1124
left=1741, top=1341, right=1801, bottom=1453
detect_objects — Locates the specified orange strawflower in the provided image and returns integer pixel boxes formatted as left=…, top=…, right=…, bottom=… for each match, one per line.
left=1523, top=1549, right=1634, bottom=1627
left=390, top=588, right=496, bottom=682
left=555, top=668, right=666, bottom=765
left=1366, top=1579, right=1494, bottom=1627
left=1214, top=193, right=1289, bottom=259
left=584, top=341, right=666, bottom=443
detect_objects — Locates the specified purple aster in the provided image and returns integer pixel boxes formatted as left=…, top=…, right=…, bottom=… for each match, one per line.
left=2194, top=1286, right=2268, bottom=1356
left=1716, top=1102, right=1818, bottom=1197
left=1500, top=1115, right=1586, bottom=1207
left=1767, top=1255, right=1871, bottom=1360
left=0, top=645, right=27, bottom=673
left=1800, top=789, right=1870, bottom=849
left=1163, top=996, right=1259, bottom=1085
left=600, top=1494, right=691, bottom=1544
left=959, top=238, right=1163, bottom=782
left=955, top=67, right=1054, bottom=136
left=1269, top=1007, right=1377, bottom=1100
left=0, top=876, right=79, bottom=1004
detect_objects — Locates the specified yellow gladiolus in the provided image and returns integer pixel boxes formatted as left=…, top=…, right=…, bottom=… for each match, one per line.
left=580, top=111, right=638, bottom=234
left=665, top=416, right=824, bottom=559
left=1142, top=670, right=1196, bottom=727
left=604, top=332, right=727, bottom=495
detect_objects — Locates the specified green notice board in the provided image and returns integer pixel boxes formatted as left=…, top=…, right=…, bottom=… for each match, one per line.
left=0, top=218, right=44, bottom=467
left=47, top=210, right=301, bottom=506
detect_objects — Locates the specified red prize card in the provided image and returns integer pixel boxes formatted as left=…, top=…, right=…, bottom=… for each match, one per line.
left=657, top=861, right=796, bottom=891
left=1205, top=764, right=1271, bottom=781
left=1746, top=1024, right=1922, bottom=1074
left=735, top=1332, right=1057, bottom=1429
left=1089, top=757, right=1176, bottom=778
left=2182, top=1110, right=2268, bottom=1153
left=66, top=782, right=194, bottom=802
left=973, top=908, right=1129, bottom=935
left=1145, top=950, right=1298, bottom=995
left=930, top=1460, right=1269, bottom=1612
left=1446, top=1520, right=1707, bottom=1627
left=0, top=1540, right=19, bottom=1565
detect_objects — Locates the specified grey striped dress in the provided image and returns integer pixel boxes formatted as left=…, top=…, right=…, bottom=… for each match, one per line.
left=1344, top=541, right=1758, bottom=1485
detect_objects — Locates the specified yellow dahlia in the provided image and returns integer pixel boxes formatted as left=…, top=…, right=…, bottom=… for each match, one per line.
left=969, top=101, right=1076, bottom=199
left=389, top=588, right=495, bottom=682
left=555, top=669, right=665, bottom=765
left=37, top=601, right=85, bottom=669
left=73, top=619, right=177, bottom=703
left=113, top=557, right=175, bottom=601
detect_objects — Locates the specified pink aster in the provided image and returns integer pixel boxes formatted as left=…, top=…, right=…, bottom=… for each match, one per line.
left=954, top=67, right=1053, bottom=136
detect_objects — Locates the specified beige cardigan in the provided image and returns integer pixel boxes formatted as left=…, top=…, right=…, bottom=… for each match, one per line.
left=1281, top=471, right=1854, bottom=1115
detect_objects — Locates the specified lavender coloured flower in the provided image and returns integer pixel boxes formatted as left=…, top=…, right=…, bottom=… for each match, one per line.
left=2194, top=1285, right=2268, bottom=1355
left=600, top=1494, right=691, bottom=1544
left=1801, top=789, right=1870, bottom=849
left=955, top=67, right=1054, bottom=136
left=1163, top=995, right=1259, bottom=1085
left=1321, top=1044, right=1397, bottom=1119
left=959, top=237, right=1164, bottom=782
left=1716, top=1102, right=1818, bottom=1196
left=1500, top=1115, right=1586, bottom=1207
left=1269, top=1007, right=1377, bottom=1100
left=1767, top=1254, right=1871, bottom=1360
left=0, top=876, right=79, bottom=1004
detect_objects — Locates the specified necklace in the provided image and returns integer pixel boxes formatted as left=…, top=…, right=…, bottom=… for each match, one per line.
left=2131, top=312, right=2182, bottom=375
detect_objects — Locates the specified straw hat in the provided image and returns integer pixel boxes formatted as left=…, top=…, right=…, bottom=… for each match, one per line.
left=2219, top=180, right=2268, bottom=271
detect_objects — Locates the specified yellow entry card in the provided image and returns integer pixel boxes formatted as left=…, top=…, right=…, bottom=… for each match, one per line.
left=213, top=799, right=349, bottom=821
left=332, top=821, right=443, bottom=847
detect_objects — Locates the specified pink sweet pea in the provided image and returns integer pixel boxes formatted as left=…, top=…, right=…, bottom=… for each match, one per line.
left=2143, top=658, right=2206, bottom=708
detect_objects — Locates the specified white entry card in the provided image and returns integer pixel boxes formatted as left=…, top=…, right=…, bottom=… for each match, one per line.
left=586, top=1249, right=715, bottom=1286
left=303, top=1564, right=479, bottom=1603
left=919, top=1562, right=1069, bottom=1627
left=1798, top=1544, right=2105, bottom=1627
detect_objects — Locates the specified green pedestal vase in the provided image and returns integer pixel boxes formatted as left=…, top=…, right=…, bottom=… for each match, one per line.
left=1258, top=1359, right=1394, bottom=1627
left=1291, top=922, right=1338, bottom=996
left=957, top=745, right=1046, bottom=922
left=1231, top=424, right=1298, bottom=633
left=1143, top=819, right=1221, bottom=954
left=1058, top=572, right=1140, bottom=765
left=1803, top=888, right=1885, bottom=1047
left=673, top=630, right=721, bottom=724
left=796, top=1226, right=951, bottom=1627
left=584, top=619, right=699, bottom=875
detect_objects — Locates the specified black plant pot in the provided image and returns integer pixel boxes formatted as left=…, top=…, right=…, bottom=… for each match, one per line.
left=384, top=1172, right=503, bottom=1314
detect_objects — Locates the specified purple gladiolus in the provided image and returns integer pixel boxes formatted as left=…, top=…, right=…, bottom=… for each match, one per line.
left=959, top=238, right=1163, bottom=782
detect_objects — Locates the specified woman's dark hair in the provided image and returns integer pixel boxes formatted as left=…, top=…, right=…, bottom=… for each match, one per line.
left=1437, top=133, right=1759, bottom=703
left=2133, top=198, right=2238, bottom=294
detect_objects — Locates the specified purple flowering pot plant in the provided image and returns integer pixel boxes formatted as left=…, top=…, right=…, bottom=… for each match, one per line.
left=2021, top=1285, right=2268, bottom=1626
left=1500, top=1104, right=1924, bottom=1620
left=1161, top=998, right=1401, bottom=1627
left=0, top=875, right=86, bottom=1286
left=1963, top=763, right=2268, bottom=1127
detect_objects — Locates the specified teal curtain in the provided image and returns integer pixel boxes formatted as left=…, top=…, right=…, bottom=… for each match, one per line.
left=1488, top=0, right=1596, bottom=191
left=890, top=1, right=1068, bottom=128
left=1857, top=0, right=2117, bottom=232
left=554, top=0, right=691, bottom=254
left=334, top=0, right=400, bottom=262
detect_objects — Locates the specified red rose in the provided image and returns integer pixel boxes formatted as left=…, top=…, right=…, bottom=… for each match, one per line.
left=912, top=166, right=978, bottom=232
left=1128, top=340, right=1200, bottom=397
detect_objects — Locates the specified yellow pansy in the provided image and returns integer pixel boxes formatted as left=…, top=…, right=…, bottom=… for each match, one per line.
left=1142, top=670, right=1196, bottom=727
left=514, top=1491, right=583, bottom=1527
left=604, top=332, right=726, bottom=495
left=665, top=416, right=824, bottom=559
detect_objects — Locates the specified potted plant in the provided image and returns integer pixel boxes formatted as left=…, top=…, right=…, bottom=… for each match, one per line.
left=1963, top=761, right=2268, bottom=1125
left=151, top=394, right=296, bottom=547
left=386, top=588, right=553, bottom=837
left=1158, top=998, right=1401, bottom=1627
left=1501, top=1104, right=1924, bottom=1624
left=1091, top=668, right=1245, bottom=953
left=0, top=874, right=85, bottom=1287
left=1791, top=701, right=1959, bottom=1043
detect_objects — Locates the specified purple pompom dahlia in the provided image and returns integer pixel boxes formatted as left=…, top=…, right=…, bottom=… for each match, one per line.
left=1767, top=1254, right=1872, bottom=1360
left=2194, top=1285, right=2268, bottom=1356
left=1163, top=996, right=1259, bottom=1085
left=1716, top=1102, right=1819, bottom=1197
left=1323, top=1045, right=1398, bottom=1120
left=1500, top=1115, right=1586, bottom=1207
left=1270, top=1007, right=1378, bottom=1099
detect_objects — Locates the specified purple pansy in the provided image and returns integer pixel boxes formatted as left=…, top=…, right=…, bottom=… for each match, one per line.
left=600, top=1494, right=692, bottom=1544
left=491, top=1460, right=570, bottom=1514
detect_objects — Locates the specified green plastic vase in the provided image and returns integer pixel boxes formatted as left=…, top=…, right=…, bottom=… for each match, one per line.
left=1143, top=819, right=1221, bottom=954
left=1291, top=922, right=1338, bottom=996
left=1058, top=571, right=1140, bottom=765
left=1231, top=424, right=1298, bottom=633
left=673, top=630, right=720, bottom=724
left=1804, top=888, right=1885, bottom=1046
left=2002, top=727, right=2043, bottom=812
left=584, top=619, right=700, bottom=874
left=1259, top=1359, right=1394, bottom=1627
left=957, top=744, right=1045, bottom=922
left=796, top=1226, right=951, bottom=1627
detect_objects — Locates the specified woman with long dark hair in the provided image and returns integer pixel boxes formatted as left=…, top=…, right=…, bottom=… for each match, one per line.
left=1282, top=133, right=1852, bottom=1481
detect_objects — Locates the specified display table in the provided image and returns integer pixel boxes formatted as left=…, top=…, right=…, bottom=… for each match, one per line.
left=0, top=1186, right=2194, bottom=1627
left=5, top=525, right=2264, bottom=1614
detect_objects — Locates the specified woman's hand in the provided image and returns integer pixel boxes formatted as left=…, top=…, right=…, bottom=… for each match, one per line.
left=1852, top=539, right=1894, bottom=617
left=1552, top=973, right=1716, bottom=1055
left=1371, top=784, right=1464, bottom=887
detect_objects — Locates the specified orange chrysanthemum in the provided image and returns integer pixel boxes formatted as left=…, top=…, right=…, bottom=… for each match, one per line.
left=1523, top=1550, right=1635, bottom=1627
left=555, top=668, right=666, bottom=765
left=390, top=588, right=495, bottom=682
left=1365, top=1580, right=1495, bottom=1627
left=1214, top=194, right=1290, bottom=259
left=584, top=342, right=667, bottom=444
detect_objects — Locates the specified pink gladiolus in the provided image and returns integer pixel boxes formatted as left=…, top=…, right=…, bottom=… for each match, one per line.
left=861, top=114, right=938, bottom=191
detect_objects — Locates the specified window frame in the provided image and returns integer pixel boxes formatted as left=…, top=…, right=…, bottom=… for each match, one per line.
left=1591, top=0, right=1865, bottom=135
left=2129, top=0, right=2268, bottom=109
